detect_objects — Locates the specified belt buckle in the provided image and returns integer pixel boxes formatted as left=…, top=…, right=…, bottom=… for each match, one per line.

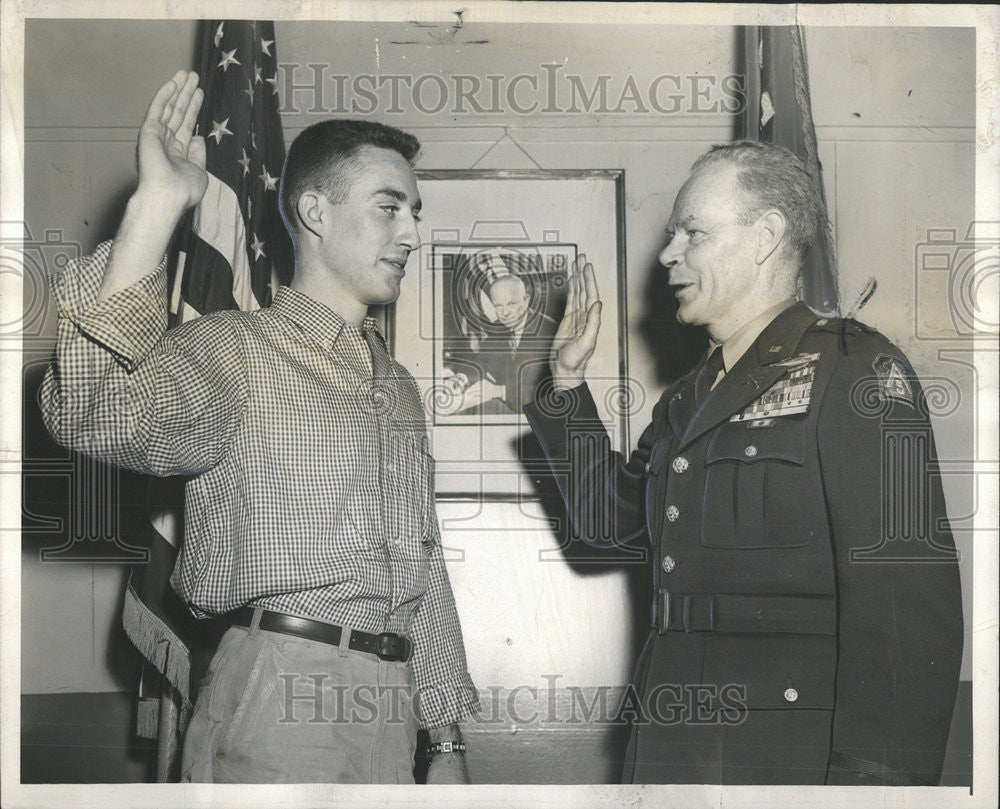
left=376, top=632, right=412, bottom=662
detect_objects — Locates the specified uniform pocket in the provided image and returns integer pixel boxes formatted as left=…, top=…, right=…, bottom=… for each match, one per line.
left=702, top=421, right=809, bottom=549
left=703, top=633, right=837, bottom=710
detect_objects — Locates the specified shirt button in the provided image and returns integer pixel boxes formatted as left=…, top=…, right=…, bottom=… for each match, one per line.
left=671, top=456, right=689, bottom=474
left=644, top=462, right=651, bottom=474
left=661, top=555, right=676, bottom=574
left=665, top=505, right=680, bottom=522
left=744, top=445, right=758, bottom=458
left=784, top=688, right=799, bottom=703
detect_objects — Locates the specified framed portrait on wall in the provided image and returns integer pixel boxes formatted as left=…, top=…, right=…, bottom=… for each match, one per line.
left=390, top=169, right=629, bottom=497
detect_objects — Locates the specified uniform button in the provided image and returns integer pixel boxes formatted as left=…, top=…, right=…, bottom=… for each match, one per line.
left=671, top=456, right=689, bottom=474
left=661, top=555, right=676, bottom=573
left=744, top=445, right=758, bottom=458
left=784, top=688, right=799, bottom=703
left=815, top=318, right=828, bottom=327
left=644, top=462, right=651, bottom=474
left=665, top=505, right=680, bottom=522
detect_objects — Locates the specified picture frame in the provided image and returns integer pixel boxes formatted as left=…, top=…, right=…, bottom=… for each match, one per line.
left=389, top=169, right=629, bottom=498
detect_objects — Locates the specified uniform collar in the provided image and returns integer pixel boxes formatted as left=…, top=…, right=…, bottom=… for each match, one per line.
left=271, top=286, right=387, bottom=354
left=717, top=297, right=797, bottom=372
left=675, top=300, right=821, bottom=450
left=752, top=300, right=823, bottom=366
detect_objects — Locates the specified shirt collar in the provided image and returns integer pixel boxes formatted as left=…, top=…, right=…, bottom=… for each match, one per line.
left=714, top=297, right=798, bottom=372
left=271, top=286, right=387, bottom=354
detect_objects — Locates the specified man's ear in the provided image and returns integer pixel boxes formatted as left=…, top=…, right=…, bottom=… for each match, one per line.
left=755, top=209, right=787, bottom=265
left=296, top=191, right=325, bottom=239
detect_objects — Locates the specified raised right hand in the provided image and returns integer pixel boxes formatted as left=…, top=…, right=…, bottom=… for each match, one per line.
left=135, top=70, right=208, bottom=213
left=549, top=253, right=602, bottom=390
left=97, top=72, right=208, bottom=301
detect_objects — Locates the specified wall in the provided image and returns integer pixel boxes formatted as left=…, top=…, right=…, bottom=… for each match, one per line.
left=19, top=17, right=974, bottom=783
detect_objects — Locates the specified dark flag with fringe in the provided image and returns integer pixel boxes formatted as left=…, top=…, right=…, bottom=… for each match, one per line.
left=121, top=19, right=292, bottom=776
left=741, top=26, right=839, bottom=316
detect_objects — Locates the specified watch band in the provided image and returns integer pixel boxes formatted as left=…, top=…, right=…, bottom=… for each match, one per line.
left=425, top=740, right=466, bottom=756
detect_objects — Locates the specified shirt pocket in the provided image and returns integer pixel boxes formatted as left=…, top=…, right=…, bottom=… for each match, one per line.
left=390, top=430, right=437, bottom=546
left=701, top=419, right=809, bottom=549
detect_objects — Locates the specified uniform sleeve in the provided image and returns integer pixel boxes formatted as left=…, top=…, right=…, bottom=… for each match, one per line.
left=524, top=381, right=662, bottom=547
left=40, top=241, right=249, bottom=476
left=817, top=333, right=963, bottom=785
left=408, top=514, right=480, bottom=729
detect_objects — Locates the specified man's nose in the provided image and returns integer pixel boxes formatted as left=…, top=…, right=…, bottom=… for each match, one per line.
left=658, top=242, right=679, bottom=269
left=397, top=212, right=420, bottom=250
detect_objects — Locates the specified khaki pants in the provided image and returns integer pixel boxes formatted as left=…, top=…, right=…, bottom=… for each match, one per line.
left=181, top=620, right=418, bottom=783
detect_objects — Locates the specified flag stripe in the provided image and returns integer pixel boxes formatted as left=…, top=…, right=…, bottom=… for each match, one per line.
left=190, top=174, right=260, bottom=312
left=180, top=237, right=240, bottom=315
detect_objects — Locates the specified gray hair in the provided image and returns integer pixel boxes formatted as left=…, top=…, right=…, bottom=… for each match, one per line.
left=692, top=141, right=822, bottom=262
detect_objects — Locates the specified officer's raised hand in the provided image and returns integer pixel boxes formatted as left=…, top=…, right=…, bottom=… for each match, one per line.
left=99, top=70, right=208, bottom=300
left=550, top=253, right=602, bottom=391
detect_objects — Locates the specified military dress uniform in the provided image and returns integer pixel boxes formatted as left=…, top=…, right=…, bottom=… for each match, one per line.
left=524, top=301, right=963, bottom=785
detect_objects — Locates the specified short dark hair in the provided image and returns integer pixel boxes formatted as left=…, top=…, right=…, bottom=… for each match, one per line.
left=278, top=119, right=421, bottom=233
left=691, top=141, right=822, bottom=261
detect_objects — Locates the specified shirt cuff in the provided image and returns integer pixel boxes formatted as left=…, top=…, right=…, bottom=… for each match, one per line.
left=52, top=240, right=170, bottom=371
left=415, top=671, right=480, bottom=729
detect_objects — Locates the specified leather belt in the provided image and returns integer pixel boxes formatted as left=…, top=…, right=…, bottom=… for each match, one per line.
left=230, top=607, right=413, bottom=662
left=656, top=591, right=837, bottom=635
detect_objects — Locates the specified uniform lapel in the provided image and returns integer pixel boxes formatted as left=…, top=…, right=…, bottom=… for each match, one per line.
left=667, top=370, right=699, bottom=440
left=678, top=303, right=820, bottom=451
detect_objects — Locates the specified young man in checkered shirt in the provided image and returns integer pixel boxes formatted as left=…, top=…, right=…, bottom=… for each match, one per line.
left=42, top=71, right=479, bottom=783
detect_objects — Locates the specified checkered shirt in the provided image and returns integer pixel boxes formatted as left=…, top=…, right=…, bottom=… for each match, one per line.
left=41, top=241, right=479, bottom=728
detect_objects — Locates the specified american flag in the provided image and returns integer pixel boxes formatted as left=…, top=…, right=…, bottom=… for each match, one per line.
left=174, top=19, right=292, bottom=319
left=741, top=26, right=839, bottom=316
left=121, top=20, right=292, bottom=777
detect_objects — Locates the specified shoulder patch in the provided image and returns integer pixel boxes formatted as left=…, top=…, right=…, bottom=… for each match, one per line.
left=873, top=353, right=915, bottom=408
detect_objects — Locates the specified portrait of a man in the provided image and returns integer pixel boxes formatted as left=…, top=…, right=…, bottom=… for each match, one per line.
left=434, top=246, right=568, bottom=419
